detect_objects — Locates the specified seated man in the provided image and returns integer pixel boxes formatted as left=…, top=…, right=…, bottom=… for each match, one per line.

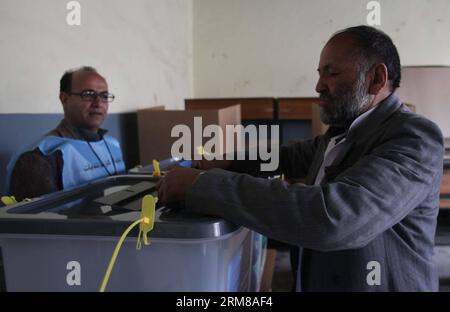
left=6, top=66, right=125, bottom=200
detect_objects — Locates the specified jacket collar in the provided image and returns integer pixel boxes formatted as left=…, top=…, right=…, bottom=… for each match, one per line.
left=345, top=93, right=402, bottom=143
left=312, top=93, right=403, bottom=184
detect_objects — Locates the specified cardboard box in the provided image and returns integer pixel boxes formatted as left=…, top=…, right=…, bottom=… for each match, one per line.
left=137, top=105, right=241, bottom=165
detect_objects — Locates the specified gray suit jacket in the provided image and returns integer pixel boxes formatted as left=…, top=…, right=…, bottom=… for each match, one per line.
left=186, top=94, right=444, bottom=291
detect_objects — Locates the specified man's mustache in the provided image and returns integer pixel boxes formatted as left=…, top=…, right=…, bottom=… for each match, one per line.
left=319, top=93, right=333, bottom=102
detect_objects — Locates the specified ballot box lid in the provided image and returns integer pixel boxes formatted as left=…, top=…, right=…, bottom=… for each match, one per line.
left=0, top=175, right=239, bottom=239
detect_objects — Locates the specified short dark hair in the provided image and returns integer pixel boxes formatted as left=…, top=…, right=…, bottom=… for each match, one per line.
left=59, top=66, right=98, bottom=93
left=333, top=26, right=401, bottom=91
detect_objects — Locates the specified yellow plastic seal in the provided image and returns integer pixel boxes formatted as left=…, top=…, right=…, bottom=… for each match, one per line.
left=1, top=196, right=17, bottom=206
left=152, top=159, right=161, bottom=177
left=136, top=195, right=157, bottom=250
left=99, top=195, right=157, bottom=292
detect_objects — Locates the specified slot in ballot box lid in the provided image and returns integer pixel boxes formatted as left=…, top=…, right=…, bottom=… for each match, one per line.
left=128, top=158, right=192, bottom=175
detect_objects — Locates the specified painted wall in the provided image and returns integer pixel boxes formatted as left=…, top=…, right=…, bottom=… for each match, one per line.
left=193, top=0, right=450, bottom=135
left=0, top=0, right=193, bottom=114
left=0, top=0, right=193, bottom=192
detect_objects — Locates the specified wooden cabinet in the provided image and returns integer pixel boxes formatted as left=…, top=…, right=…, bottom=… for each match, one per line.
left=186, top=97, right=323, bottom=121
left=277, top=98, right=316, bottom=120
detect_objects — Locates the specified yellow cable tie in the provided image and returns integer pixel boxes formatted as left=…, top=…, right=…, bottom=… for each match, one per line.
left=152, top=159, right=161, bottom=177
left=99, top=218, right=142, bottom=292
left=136, top=195, right=156, bottom=250
left=99, top=195, right=157, bottom=292
left=1, top=196, right=17, bottom=206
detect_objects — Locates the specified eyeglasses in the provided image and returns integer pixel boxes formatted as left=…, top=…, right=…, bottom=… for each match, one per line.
left=68, top=90, right=115, bottom=103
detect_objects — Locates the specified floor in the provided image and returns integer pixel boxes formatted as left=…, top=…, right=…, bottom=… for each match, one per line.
left=269, top=247, right=450, bottom=292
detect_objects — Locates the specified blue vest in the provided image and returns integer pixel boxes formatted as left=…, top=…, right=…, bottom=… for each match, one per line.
left=5, top=135, right=125, bottom=194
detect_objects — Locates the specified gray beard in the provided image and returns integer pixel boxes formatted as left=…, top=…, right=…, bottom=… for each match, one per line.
left=319, top=75, right=371, bottom=127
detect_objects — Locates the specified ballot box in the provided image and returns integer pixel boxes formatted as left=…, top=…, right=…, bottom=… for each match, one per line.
left=0, top=175, right=256, bottom=292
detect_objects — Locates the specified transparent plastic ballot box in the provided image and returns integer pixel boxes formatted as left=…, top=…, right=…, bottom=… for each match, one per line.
left=0, top=175, right=257, bottom=292
left=128, top=158, right=267, bottom=291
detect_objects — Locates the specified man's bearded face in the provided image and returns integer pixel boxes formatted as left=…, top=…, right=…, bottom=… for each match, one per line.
left=318, top=70, right=371, bottom=127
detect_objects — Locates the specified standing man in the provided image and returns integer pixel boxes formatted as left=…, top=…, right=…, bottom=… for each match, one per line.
left=157, top=26, right=444, bottom=291
left=6, top=66, right=125, bottom=200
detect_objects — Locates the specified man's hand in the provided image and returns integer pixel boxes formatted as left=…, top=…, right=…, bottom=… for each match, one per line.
left=156, top=166, right=204, bottom=205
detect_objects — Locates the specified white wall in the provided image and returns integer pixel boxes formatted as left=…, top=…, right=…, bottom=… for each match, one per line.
left=0, top=0, right=193, bottom=113
left=193, top=0, right=450, bottom=135
left=2, top=0, right=450, bottom=134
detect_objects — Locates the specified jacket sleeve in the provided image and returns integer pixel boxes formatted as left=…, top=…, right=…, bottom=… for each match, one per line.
left=9, top=148, right=63, bottom=201
left=229, top=136, right=322, bottom=178
left=186, top=116, right=444, bottom=251
left=280, top=135, right=322, bottom=179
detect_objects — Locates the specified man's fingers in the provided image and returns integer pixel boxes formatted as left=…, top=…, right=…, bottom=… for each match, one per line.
left=155, top=167, right=197, bottom=205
